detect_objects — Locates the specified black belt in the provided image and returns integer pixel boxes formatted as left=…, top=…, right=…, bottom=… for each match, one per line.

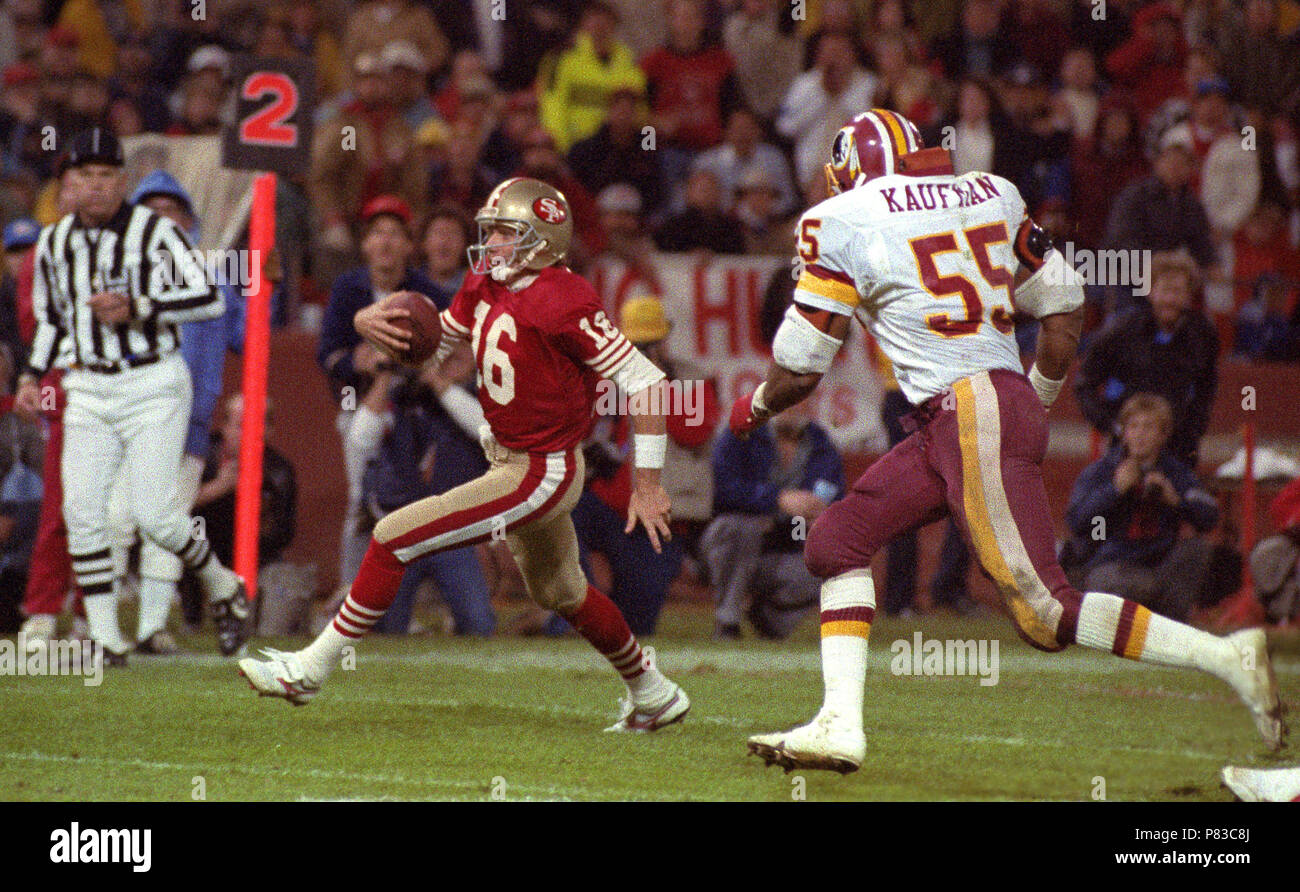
left=75, top=353, right=162, bottom=375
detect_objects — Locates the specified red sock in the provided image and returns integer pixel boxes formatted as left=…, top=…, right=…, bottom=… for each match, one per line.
left=332, top=539, right=405, bottom=639
left=563, top=586, right=645, bottom=682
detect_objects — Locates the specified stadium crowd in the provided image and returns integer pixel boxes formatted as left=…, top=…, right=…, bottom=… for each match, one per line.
left=2, top=0, right=1300, bottom=648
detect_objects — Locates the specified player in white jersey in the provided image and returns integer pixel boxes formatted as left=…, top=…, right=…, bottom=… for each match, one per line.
left=729, top=109, right=1285, bottom=774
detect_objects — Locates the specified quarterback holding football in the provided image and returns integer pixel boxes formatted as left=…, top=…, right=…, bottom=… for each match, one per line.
left=239, top=177, right=690, bottom=732
left=736, top=109, right=1285, bottom=772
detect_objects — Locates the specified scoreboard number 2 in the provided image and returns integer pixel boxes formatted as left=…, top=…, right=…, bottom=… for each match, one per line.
left=239, top=72, right=299, bottom=147
left=221, top=55, right=314, bottom=174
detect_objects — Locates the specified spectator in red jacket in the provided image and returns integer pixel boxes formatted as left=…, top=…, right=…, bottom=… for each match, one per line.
left=1069, top=95, right=1149, bottom=253
left=7, top=205, right=78, bottom=644
left=1232, top=201, right=1300, bottom=316
left=640, top=0, right=739, bottom=152
left=1250, top=473, right=1300, bottom=626
left=1105, top=1, right=1187, bottom=124
left=640, top=0, right=741, bottom=202
left=1229, top=200, right=1300, bottom=359
left=1269, top=476, right=1300, bottom=534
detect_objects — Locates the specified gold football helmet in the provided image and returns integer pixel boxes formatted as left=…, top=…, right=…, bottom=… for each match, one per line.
left=468, top=177, right=574, bottom=281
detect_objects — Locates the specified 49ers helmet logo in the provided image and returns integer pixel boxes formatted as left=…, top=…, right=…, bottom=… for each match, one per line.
left=532, top=197, right=567, bottom=224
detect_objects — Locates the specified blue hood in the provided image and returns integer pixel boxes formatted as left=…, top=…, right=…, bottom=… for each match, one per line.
left=130, top=169, right=193, bottom=212
left=132, top=171, right=205, bottom=244
left=130, top=170, right=201, bottom=241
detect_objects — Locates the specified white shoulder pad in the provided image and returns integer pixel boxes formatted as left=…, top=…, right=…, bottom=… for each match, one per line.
left=1015, top=247, right=1085, bottom=319
left=798, top=199, right=862, bottom=276
left=792, top=200, right=868, bottom=315
left=772, top=304, right=844, bottom=374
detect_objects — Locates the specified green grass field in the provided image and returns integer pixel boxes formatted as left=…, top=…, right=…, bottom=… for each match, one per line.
left=3, top=607, right=1297, bottom=802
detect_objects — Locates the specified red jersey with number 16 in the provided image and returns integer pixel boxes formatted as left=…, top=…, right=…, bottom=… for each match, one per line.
left=440, top=266, right=636, bottom=453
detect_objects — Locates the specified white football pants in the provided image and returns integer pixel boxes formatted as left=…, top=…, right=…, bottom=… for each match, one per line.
left=62, top=354, right=202, bottom=591
left=108, top=452, right=206, bottom=581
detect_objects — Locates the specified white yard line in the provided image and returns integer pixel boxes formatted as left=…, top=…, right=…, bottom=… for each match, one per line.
left=0, top=750, right=599, bottom=800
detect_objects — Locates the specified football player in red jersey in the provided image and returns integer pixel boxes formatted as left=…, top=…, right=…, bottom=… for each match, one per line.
left=239, top=178, right=690, bottom=731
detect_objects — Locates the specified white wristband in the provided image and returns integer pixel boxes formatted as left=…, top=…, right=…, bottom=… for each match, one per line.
left=751, top=382, right=770, bottom=416
left=1027, top=363, right=1064, bottom=408
left=633, top=433, right=667, bottom=469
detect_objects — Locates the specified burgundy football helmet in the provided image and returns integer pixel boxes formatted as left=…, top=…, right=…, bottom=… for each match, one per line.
left=825, top=108, right=925, bottom=194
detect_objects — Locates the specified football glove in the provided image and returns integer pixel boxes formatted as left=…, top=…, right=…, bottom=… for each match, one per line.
left=729, top=384, right=772, bottom=437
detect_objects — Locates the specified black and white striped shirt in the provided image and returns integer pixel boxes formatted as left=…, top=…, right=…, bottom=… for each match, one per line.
left=26, top=201, right=223, bottom=376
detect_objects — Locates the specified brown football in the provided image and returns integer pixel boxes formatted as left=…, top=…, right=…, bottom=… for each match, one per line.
left=390, top=292, right=443, bottom=365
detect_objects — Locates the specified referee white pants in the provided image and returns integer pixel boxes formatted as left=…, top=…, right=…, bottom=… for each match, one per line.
left=62, top=354, right=198, bottom=593
left=108, top=453, right=206, bottom=581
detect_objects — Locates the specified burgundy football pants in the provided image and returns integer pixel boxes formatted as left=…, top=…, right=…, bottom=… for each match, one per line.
left=805, top=369, right=1082, bottom=650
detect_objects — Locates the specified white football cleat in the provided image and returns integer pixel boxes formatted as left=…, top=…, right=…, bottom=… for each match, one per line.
left=238, top=648, right=320, bottom=706
left=1221, top=629, right=1287, bottom=751
left=1221, top=765, right=1300, bottom=802
left=19, top=614, right=56, bottom=645
left=604, top=682, right=690, bottom=732
left=748, top=710, right=866, bottom=774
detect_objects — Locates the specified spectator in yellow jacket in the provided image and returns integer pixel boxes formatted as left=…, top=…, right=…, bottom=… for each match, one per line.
left=57, top=0, right=145, bottom=79
left=537, top=0, right=646, bottom=152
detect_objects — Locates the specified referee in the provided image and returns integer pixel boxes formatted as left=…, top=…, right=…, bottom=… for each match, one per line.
left=13, top=127, right=249, bottom=662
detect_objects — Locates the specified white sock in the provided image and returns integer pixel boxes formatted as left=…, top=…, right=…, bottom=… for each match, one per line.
left=299, top=623, right=352, bottom=682
left=818, top=569, right=875, bottom=728
left=136, top=576, right=176, bottom=640
left=195, top=556, right=238, bottom=602
left=628, top=667, right=671, bottom=705
left=1248, top=768, right=1300, bottom=801
left=83, top=589, right=128, bottom=654
left=1074, top=591, right=1233, bottom=673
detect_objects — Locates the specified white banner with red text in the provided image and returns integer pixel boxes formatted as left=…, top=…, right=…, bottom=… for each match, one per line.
left=587, top=253, right=887, bottom=453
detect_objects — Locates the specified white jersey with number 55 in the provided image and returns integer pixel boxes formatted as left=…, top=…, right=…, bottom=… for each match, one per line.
left=792, top=170, right=1039, bottom=404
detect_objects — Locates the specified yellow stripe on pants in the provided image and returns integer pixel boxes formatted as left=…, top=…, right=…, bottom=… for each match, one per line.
left=952, top=377, right=1060, bottom=650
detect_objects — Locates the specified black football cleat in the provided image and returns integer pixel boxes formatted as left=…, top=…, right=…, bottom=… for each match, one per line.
left=135, top=630, right=180, bottom=655
left=93, top=642, right=129, bottom=668
left=211, top=577, right=251, bottom=657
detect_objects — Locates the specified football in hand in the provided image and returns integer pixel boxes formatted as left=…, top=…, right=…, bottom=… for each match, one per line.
left=390, top=292, right=443, bottom=366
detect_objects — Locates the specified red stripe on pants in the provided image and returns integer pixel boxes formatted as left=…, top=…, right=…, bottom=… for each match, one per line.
left=385, top=452, right=573, bottom=555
